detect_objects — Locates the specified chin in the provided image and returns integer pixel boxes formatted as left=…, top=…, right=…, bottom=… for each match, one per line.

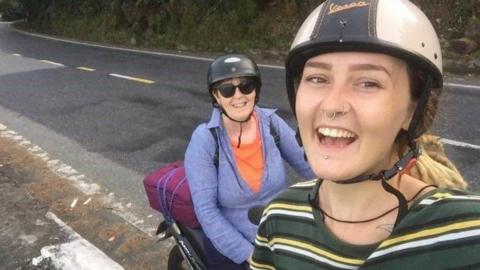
left=311, top=160, right=361, bottom=182
left=229, top=107, right=254, bottom=119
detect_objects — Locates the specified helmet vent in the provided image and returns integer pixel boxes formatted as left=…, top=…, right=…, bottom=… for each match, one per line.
left=421, top=42, right=425, bottom=47
left=434, top=53, right=438, bottom=59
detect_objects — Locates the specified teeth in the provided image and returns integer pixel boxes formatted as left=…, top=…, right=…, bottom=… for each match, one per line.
left=232, top=102, right=246, bottom=108
left=317, top=127, right=355, bottom=138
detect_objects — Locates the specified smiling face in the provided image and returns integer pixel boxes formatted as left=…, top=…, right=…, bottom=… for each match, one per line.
left=296, top=52, right=415, bottom=181
left=213, top=77, right=257, bottom=122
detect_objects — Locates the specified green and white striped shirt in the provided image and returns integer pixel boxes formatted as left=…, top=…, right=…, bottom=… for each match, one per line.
left=251, top=179, right=480, bottom=270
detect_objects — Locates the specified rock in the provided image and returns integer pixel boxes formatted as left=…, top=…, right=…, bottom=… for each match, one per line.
left=467, top=58, right=480, bottom=74
left=465, top=17, right=480, bottom=43
left=449, top=37, right=479, bottom=55
left=444, top=56, right=480, bottom=75
left=130, top=36, right=137, bottom=45
left=177, top=44, right=188, bottom=51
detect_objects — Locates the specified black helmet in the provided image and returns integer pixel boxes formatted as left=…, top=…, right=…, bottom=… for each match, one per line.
left=207, top=54, right=261, bottom=104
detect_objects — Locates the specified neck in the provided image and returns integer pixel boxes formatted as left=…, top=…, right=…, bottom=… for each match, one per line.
left=319, top=177, right=401, bottom=221
left=222, top=113, right=257, bottom=144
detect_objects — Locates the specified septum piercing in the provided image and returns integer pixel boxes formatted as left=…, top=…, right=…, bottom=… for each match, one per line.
left=326, top=111, right=337, bottom=121
left=323, top=105, right=347, bottom=121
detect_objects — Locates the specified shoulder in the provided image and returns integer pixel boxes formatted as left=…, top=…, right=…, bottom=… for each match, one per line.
left=256, top=106, right=277, bottom=117
left=260, top=179, right=319, bottom=225
left=256, top=107, right=292, bottom=134
left=412, top=188, right=480, bottom=212
left=187, top=123, right=217, bottom=153
left=370, top=189, right=480, bottom=266
left=396, top=188, right=480, bottom=235
left=191, top=123, right=214, bottom=139
left=270, top=179, right=318, bottom=202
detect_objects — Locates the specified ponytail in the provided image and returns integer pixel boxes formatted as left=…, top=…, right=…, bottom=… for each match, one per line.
left=410, top=134, right=467, bottom=189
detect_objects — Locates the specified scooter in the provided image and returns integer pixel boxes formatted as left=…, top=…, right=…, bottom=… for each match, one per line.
left=155, top=206, right=265, bottom=270
left=155, top=219, right=208, bottom=270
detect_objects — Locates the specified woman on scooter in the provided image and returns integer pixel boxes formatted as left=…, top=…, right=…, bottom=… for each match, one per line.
left=251, top=0, right=479, bottom=269
left=184, top=54, right=314, bottom=269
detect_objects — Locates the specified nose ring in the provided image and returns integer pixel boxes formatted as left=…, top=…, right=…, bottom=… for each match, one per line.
left=323, top=105, right=346, bottom=121
left=326, top=111, right=337, bottom=121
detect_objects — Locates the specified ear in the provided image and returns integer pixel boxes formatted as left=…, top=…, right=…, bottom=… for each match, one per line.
left=401, top=101, right=417, bottom=130
left=212, top=90, right=221, bottom=104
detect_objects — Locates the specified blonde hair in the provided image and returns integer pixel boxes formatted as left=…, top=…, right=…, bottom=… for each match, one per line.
left=409, top=134, right=467, bottom=189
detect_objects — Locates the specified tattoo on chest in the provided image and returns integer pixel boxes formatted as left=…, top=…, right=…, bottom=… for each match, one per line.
left=377, top=224, right=394, bottom=233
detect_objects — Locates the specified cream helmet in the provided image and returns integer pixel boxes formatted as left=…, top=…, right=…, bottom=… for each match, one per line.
left=286, top=0, right=442, bottom=137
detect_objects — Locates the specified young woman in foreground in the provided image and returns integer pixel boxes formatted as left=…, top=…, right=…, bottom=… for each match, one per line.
left=250, top=0, right=480, bottom=269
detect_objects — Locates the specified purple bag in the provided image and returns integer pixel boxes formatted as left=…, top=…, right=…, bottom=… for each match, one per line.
left=143, top=161, right=201, bottom=228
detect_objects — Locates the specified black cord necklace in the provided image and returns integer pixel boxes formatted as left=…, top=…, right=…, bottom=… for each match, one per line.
left=318, top=184, right=436, bottom=224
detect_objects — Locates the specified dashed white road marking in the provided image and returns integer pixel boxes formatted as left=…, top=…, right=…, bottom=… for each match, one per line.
left=109, top=73, right=155, bottom=84
left=440, top=138, right=480, bottom=151
left=12, top=53, right=22, bottom=57
left=83, top=197, right=92, bottom=205
left=77, top=66, right=96, bottom=72
left=32, top=212, right=124, bottom=269
left=70, top=198, right=78, bottom=208
left=40, top=60, right=65, bottom=67
left=445, top=82, right=480, bottom=91
left=0, top=122, right=156, bottom=236
left=12, top=27, right=480, bottom=86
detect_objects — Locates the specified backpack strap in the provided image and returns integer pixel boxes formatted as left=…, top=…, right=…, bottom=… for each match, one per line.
left=208, top=118, right=277, bottom=168
left=269, top=117, right=280, bottom=148
left=208, top=128, right=219, bottom=168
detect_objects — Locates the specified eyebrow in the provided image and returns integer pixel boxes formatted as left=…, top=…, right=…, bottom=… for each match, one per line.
left=304, top=61, right=332, bottom=70
left=304, top=61, right=392, bottom=77
left=349, top=64, right=392, bottom=78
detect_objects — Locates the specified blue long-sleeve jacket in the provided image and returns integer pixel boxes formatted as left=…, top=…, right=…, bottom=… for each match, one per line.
left=184, top=107, right=314, bottom=263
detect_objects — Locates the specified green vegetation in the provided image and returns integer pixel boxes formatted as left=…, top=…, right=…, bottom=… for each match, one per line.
left=0, top=0, right=23, bottom=20
left=0, top=0, right=478, bottom=57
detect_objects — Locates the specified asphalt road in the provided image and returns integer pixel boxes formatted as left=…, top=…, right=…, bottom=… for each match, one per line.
left=0, top=21, right=479, bottom=242
left=0, top=134, right=166, bottom=270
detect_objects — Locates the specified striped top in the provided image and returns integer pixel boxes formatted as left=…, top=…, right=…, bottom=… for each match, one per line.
left=251, top=179, right=480, bottom=270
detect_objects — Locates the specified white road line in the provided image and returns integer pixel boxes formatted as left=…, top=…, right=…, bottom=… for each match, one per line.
left=13, top=28, right=213, bottom=62
left=440, top=138, right=480, bottom=151
left=444, top=82, right=480, bottom=91
left=12, top=27, right=284, bottom=69
left=0, top=122, right=155, bottom=235
left=32, top=212, right=124, bottom=269
left=40, top=60, right=65, bottom=67
left=109, top=73, right=155, bottom=84
left=77, top=66, right=96, bottom=72
left=12, top=53, right=22, bottom=57
left=10, top=27, right=480, bottom=77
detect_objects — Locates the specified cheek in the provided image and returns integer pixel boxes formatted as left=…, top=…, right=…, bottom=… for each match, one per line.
left=295, top=89, right=309, bottom=125
left=356, top=96, right=411, bottom=147
left=295, top=88, right=318, bottom=142
left=248, top=91, right=257, bottom=103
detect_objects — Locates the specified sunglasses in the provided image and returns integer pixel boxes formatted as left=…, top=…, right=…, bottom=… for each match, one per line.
left=215, top=79, right=257, bottom=98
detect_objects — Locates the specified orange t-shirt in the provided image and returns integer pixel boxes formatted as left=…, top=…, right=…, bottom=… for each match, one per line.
left=231, top=116, right=264, bottom=192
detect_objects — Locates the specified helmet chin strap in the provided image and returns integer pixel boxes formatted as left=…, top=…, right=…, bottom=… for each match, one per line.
left=327, top=76, right=433, bottom=227
left=217, top=105, right=254, bottom=148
